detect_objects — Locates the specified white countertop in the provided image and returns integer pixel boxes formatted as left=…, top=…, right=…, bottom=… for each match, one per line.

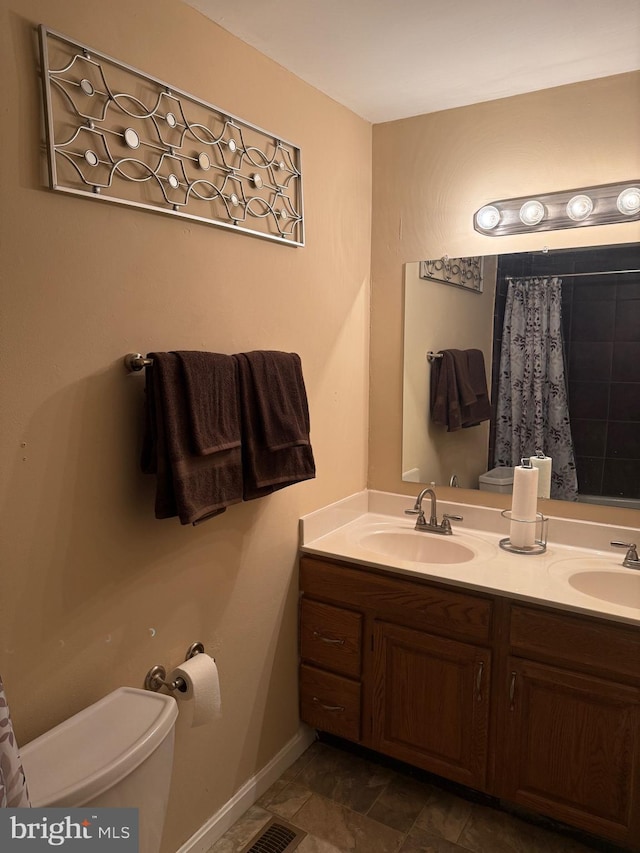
left=299, top=491, right=640, bottom=627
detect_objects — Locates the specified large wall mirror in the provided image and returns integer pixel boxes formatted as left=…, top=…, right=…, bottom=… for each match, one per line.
left=402, top=242, right=640, bottom=510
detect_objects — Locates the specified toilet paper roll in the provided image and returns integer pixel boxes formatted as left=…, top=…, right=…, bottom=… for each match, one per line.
left=509, top=464, right=539, bottom=549
left=530, top=455, right=552, bottom=499
left=170, top=654, right=221, bottom=727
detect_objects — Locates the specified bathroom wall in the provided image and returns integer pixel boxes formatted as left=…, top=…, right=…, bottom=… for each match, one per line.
left=0, top=1, right=371, bottom=850
left=370, top=72, right=640, bottom=526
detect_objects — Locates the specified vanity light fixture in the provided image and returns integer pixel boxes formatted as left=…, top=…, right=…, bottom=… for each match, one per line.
left=474, top=180, right=640, bottom=236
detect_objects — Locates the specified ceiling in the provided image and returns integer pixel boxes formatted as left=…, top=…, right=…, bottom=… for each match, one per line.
left=182, top=0, right=640, bottom=123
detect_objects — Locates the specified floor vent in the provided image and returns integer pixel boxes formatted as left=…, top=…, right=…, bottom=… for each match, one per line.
left=239, top=817, right=307, bottom=853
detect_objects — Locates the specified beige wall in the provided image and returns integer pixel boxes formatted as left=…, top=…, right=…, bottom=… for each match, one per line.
left=0, top=2, right=371, bottom=850
left=371, top=72, right=640, bottom=527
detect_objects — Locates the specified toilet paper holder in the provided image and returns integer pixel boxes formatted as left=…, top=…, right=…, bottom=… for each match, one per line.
left=144, top=642, right=205, bottom=693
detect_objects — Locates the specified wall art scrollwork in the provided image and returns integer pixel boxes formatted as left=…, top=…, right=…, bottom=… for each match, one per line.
left=37, top=26, right=304, bottom=246
left=419, top=256, right=483, bottom=292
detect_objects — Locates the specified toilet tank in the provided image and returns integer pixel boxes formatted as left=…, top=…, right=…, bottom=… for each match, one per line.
left=21, top=687, right=178, bottom=853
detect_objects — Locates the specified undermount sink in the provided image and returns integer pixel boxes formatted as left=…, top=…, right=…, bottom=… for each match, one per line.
left=549, top=557, right=640, bottom=609
left=356, top=529, right=475, bottom=565
left=568, top=570, right=640, bottom=607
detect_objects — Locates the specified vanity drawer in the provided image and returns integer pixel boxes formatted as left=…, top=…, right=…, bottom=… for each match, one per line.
left=509, top=605, right=640, bottom=683
left=300, top=664, right=361, bottom=741
left=300, top=599, right=362, bottom=678
left=300, top=556, right=493, bottom=643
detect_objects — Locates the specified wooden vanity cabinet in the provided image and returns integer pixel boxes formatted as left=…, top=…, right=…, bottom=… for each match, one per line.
left=299, top=555, right=494, bottom=790
left=499, top=603, right=640, bottom=848
left=298, top=554, right=640, bottom=851
left=372, top=620, right=491, bottom=790
left=299, top=598, right=363, bottom=740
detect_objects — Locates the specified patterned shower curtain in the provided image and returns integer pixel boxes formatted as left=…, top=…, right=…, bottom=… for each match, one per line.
left=0, top=676, right=30, bottom=807
left=494, top=276, right=578, bottom=501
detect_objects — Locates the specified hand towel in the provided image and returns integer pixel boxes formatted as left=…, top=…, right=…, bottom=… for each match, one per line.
left=430, top=351, right=462, bottom=431
left=174, top=351, right=241, bottom=455
left=140, top=352, right=243, bottom=524
left=233, top=351, right=316, bottom=500
left=459, top=348, right=491, bottom=428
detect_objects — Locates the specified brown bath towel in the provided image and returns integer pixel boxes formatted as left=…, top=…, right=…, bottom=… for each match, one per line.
left=233, top=351, right=316, bottom=500
left=141, top=352, right=243, bottom=524
left=430, top=349, right=491, bottom=432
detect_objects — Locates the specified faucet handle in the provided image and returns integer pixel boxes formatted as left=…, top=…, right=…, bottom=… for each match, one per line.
left=611, top=541, right=639, bottom=559
left=440, top=513, right=463, bottom=533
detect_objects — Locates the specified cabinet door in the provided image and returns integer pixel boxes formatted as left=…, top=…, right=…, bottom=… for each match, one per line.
left=502, top=657, right=640, bottom=849
left=372, top=621, right=491, bottom=790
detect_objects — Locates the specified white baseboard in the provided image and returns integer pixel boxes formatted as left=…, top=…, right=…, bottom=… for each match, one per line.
left=176, top=725, right=317, bottom=853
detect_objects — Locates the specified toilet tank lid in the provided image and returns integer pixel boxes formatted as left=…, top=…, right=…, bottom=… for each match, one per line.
left=20, top=687, right=178, bottom=808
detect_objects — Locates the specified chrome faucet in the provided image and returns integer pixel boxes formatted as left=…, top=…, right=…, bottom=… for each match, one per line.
left=611, top=541, right=640, bottom=570
left=405, top=487, right=463, bottom=535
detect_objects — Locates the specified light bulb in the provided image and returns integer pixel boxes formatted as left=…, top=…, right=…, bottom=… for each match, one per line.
left=616, top=187, right=640, bottom=216
left=566, top=194, right=593, bottom=222
left=475, top=205, right=500, bottom=230
left=519, top=200, right=545, bottom=226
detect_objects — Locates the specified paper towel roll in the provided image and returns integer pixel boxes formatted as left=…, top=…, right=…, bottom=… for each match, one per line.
left=170, top=654, right=221, bottom=727
left=530, top=454, right=552, bottom=499
left=510, top=464, right=539, bottom=549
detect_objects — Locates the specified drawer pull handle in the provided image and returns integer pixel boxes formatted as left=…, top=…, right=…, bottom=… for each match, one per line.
left=312, top=696, right=345, bottom=712
left=476, top=661, right=484, bottom=701
left=313, top=630, right=345, bottom=646
left=509, top=671, right=517, bottom=711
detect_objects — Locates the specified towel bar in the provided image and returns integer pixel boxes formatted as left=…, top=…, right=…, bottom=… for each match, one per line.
left=426, top=351, right=444, bottom=362
left=124, top=353, right=153, bottom=372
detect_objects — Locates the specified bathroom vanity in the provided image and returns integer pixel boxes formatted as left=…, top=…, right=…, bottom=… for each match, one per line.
left=298, top=492, right=640, bottom=850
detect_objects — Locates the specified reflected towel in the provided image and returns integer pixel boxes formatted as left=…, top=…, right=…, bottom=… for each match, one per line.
left=430, top=349, right=491, bottom=431
left=233, top=351, right=316, bottom=500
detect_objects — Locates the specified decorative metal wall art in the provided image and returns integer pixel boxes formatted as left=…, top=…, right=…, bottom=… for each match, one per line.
left=419, top=256, right=483, bottom=293
left=38, top=26, right=304, bottom=246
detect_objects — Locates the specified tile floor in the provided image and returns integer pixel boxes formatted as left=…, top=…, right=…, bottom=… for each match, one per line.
left=207, top=738, right=628, bottom=853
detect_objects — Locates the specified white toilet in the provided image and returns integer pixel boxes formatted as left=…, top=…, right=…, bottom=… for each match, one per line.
left=20, top=687, right=178, bottom=853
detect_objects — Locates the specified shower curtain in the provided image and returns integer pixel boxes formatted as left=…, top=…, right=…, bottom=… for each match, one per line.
left=494, top=276, right=578, bottom=501
left=0, top=676, right=30, bottom=807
